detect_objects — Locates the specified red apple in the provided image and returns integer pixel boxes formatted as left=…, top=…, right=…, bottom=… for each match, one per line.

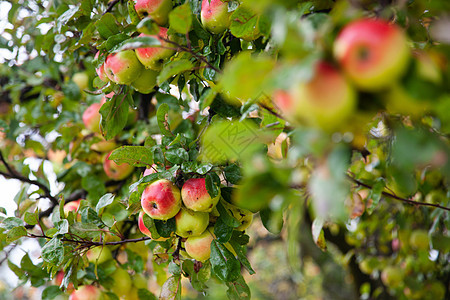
left=334, top=18, right=410, bottom=91
left=82, top=103, right=102, bottom=133
left=181, top=178, right=220, bottom=212
left=141, top=179, right=181, bottom=220
left=103, top=151, right=135, bottom=181
left=54, top=270, right=74, bottom=292
left=135, top=27, right=175, bottom=71
left=63, top=199, right=81, bottom=217
left=174, top=207, right=209, bottom=238
left=104, top=50, right=144, bottom=85
left=69, top=285, right=102, bottom=300
left=134, top=0, right=173, bottom=26
left=138, top=210, right=167, bottom=241
left=94, top=51, right=110, bottom=83
left=184, top=227, right=215, bottom=262
left=201, top=0, right=231, bottom=34
left=273, top=61, right=356, bottom=132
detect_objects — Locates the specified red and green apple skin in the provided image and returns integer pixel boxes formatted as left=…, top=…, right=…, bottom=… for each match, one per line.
left=141, top=179, right=181, bottom=220
left=82, top=102, right=102, bottom=133
left=95, top=52, right=110, bottom=83
left=131, top=67, right=158, bottom=94
left=181, top=178, right=220, bottom=212
left=103, top=152, right=135, bottom=181
left=135, top=28, right=175, bottom=71
left=104, top=50, right=144, bottom=85
left=273, top=61, right=356, bottom=132
left=174, top=207, right=209, bottom=238
left=333, top=18, right=410, bottom=91
left=54, top=270, right=74, bottom=292
left=138, top=210, right=167, bottom=241
left=134, top=0, right=173, bottom=26
left=69, top=285, right=102, bottom=300
left=63, top=199, right=81, bottom=217
left=201, top=0, right=231, bottom=34
left=185, top=227, right=215, bottom=262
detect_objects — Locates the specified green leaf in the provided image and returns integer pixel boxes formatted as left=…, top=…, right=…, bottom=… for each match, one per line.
left=226, top=274, right=251, bottom=300
left=96, top=193, right=115, bottom=213
left=156, top=103, right=174, bottom=137
left=157, top=59, right=194, bottom=85
left=168, top=261, right=182, bottom=275
left=0, top=217, right=25, bottom=230
left=182, top=260, right=211, bottom=292
left=55, top=219, right=69, bottom=235
left=169, top=3, right=192, bottom=34
left=41, top=237, right=64, bottom=266
left=95, top=13, right=120, bottom=39
left=367, top=178, right=385, bottom=214
left=159, top=275, right=181, bottom=300
left=216, top=201, right=240, bottom=228
left=224, top=164, right=242, bottom=184
left=210, top=239, right=240, bottom=282
left=214, top=217, right=233, bottom=243
left=154, top=218, right=176, bottom=238
left=6, top=226, right=27, bottom=242
left=100, top=93, right=130, bottom=140
left=80, top=207, right=105, bottom=228
left=42, top=286, right=64, bottom=300
left=109, top=146, right=153, bottom=167
left=311, top=218, right=327, bottom=251
left=138, top=288, right=157, bottom=300
left=227, top=240, right=255, bottom=275
left=142, top=213, right=162, bottom=239
left=24, top=211, right=39, bottom=226
left=165, top=148, right=189, bottom=164
left=112, top=36, right=161, bottom=52
left=205, top=173, right=221, bottom=198
left=127, top=0, right=140, bottom=25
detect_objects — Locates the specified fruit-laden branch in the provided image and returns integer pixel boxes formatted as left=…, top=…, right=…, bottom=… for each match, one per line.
left=29, top=233, right=151, bottom=246
left=0, top=151, right=58, bottom=205
left=347, top=174, right=450, bottom=211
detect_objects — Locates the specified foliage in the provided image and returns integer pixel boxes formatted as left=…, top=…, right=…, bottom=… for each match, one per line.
left=0, top=0, right=449, bottom=299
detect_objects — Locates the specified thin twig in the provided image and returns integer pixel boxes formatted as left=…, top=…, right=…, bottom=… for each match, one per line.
left=258, top=103, right=286, bottom=121
left=103, top=0, right=120, bottom=15
left=28, top=234, right=151, bottom=246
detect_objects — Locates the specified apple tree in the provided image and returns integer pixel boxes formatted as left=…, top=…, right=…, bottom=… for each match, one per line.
left=0, top=0, right=449, bottom=299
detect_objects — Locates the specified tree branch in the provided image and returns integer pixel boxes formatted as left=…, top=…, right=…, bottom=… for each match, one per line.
left=29, top=233, right=150, bottom=246
left=103, top=0, right=120, bottom=15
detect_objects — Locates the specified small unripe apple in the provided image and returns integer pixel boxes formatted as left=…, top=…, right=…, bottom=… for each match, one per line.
left=273, top=61, right=356, bottom=132
left=72, top=72, right=89, bottom=91
left=334, top=18, right=410, bottom=91
left=185, top=227, right=215, bottom=262
left=103, top=151, right=135, bottom=181
left=181, top=178, right=221, bottom=212
left=141, top=179, right=181, bottom=220
left=175, top=207, right=209, bottom=238
left=69, top=285, right=102, bottom=300
left=82, top=102, right=102, bottom=133
left=134, top=0, right=173, bottom=26
left=409, top=230, right=429, bottom=250
left=104, top=50, right=144, bottom=85
left=135, top=28, right=175, bottom=71
left=94, top=52, right=110, bottom=83
left=201, top=0, right=231, bottom=34
left=138, top=211, right=167, bottom=241
left=110, top=267, right=132, bottom=298
left=222, top=201, right=253, bottom=231
left=131, top=67, right=159, bottom=94
left=86, top=246, right=113, bottom=265
left=381, top=266, right=404, bottom=287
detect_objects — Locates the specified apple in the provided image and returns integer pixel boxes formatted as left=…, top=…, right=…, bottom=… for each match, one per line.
left=175, top=207, right=209, bottom=238
left=138, top=210, right=167, bottom=241
left=86, top=246, right=113, bottom=265
left=381, top=266, right=404, bottom=287
left=131, top=67, right=159, bottom=94
left=334, top=18, right=410, bottom=91
left=134, top=0, right=173, bottom=26
left=110, top=267, right=132, bottom=298
left=222, top=201, right=253, bottom=231
left=409, top=230, right=429, bottom=250
left=54, top=270, right=74, bottom=292
left=103, top=151, right=135, bottom=181
left=63, top=199, right=81, bottom=217
left=181, top=178, right=220, bottom=212
left=90, top=135, right=117, bottom=153
left=141, top=179, right=181, bottom=220
left=94, top=52, right=110, bottom=83
left=104, top=50, right=144, bottom=85
left=184, top=227, right=215, bottom=262
left=82, top=102, right=102, bottom=133
left=201, top=0, right=231, bottom=34
left=69, top=285, right=102, bottom=300
left=135, top=28, right=175, bottom=71
left=72, top=72, right=89, bottom=91
left=273, top=61, right=356, bottom=132
left=143, top=165, right=157, bottom=176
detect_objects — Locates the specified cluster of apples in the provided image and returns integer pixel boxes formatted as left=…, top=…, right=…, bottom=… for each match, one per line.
left=138, top=174, right=253, bottom=262
left=273, top=18, right=411, bottom=132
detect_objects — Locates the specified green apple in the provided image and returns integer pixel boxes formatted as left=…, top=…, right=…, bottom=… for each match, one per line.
left=69, top=285, right=102, bottom=300
left=184, top=227, right=215, bottom=262
left=334, top=18, right=410, bottom=91
left=201, top=0, right=230, bottom=34
left=86, top=246, right=113, bottom=265
left=141, top=179, right=181, bottom=220
left=409, top=230, right=429, bottom=250
left=381, top=266, right=404, bottom=287
left=110, top=267, right=132, bottom=298
left=175, top=207, right=209, bottom=238
left=73, top=72, right=89, bottom=91
left=104, top=50, right=144, bottom=85
left=135, top=28, right=175, bottom=71
left=273, top=61, right=356, bottom=132
left=103, top=151, right=135, bottom=181
left=181, top=178, right=220, bottom=212
left=222, top=201, right=253, bottom=231
left=138, top=210, right=167, bottom=241
left=131, top=68, right=159, bottom=94
left=134, top=0, right=173, bottom=26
